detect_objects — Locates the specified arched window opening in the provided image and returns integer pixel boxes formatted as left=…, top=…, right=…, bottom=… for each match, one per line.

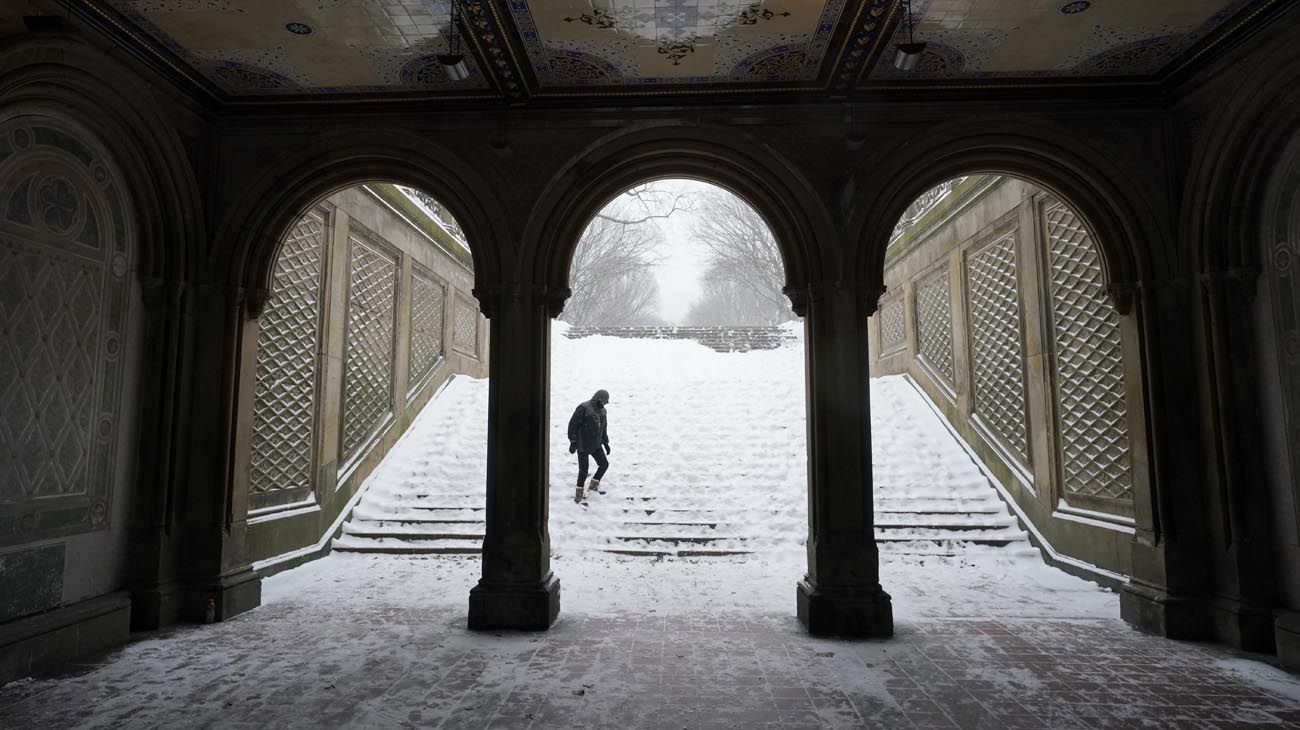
left=550, top=178, right=807, bottom=570
left=243, top=183, right=485, bottom=568
left=871, top=174, right=1142, bottom=577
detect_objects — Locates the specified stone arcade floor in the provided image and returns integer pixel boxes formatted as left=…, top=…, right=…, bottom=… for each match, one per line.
left=2, top=552, right=1299, bottom=730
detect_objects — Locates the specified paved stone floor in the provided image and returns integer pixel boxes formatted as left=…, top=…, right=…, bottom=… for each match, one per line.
left=2, top=555, right=1299, bottom=729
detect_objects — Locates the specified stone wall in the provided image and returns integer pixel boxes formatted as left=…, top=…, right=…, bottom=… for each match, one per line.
left=869, top=176, right=1144, bottom=581
left=233, top=184, right=488, bottom=572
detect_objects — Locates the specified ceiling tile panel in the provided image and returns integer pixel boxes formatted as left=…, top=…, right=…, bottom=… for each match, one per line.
left=102, top=0, right=492, bottom=94
left=868, top=0, right=1254, bottom=80
left=508, top=0, right=850, bottom=87
left=57, top=0, right=1278, bottom=98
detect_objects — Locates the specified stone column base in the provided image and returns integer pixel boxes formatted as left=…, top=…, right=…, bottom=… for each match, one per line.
left=1120, top=581, right=1210, bottom=639
left=1209, top=597, right=1277, bottom=653
left=183, top=569, right=262, bottom=624
left=797, top=580, right=893, bottom=638
left=468, top=573, right=561, bottom=631
left=1276, top=611, right=1300, bottom=670
left=0, top=591, right=131, bottom=686
left=130, top=580, right=184, bottom=630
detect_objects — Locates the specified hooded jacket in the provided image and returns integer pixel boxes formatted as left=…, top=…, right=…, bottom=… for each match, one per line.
left=567, top=390, right=609, bottom=454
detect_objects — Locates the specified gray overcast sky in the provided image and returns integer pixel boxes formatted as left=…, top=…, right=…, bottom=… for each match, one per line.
left=589, top=178, right=753, bottom=323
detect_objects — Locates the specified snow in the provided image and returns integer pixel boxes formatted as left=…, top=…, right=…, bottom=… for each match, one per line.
left=345, top=322, right=1036, bottom=562
left=11, top=329, right=1300, bottom=729
left=325, top=322, right=1114, bottom=618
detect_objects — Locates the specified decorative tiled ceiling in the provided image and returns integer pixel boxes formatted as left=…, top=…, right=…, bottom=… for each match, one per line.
left=869, top=0, right=1253, bottom=80
left=52, top=0, right=1279, bottom=99
left=507, top=0, right=848, bottom=87
left=99, top=0, right=491, bottom=94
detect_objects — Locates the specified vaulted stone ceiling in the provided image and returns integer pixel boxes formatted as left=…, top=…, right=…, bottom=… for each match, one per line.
left=12, top=0, right=1279, bottom=101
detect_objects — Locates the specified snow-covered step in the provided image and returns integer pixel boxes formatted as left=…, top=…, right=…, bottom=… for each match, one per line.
left=329, top=337, right=1040, bottom=562
left=341, top=527, right=485, bottom=540
left=331, top=535, right=482, bottom=554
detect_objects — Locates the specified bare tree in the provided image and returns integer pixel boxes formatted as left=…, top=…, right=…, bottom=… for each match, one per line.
left=688, top=190, right=795, bottom=325
left=562, top=185, right=682, bottom=326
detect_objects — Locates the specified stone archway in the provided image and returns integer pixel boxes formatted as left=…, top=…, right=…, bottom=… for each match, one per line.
left=462, top=124, right=894, bottom=638
left=845, top=123, right=1212, bottom=642
left=1256, top=132, right=1300, bottom=664
left=0, top=37, right=206, bottom=634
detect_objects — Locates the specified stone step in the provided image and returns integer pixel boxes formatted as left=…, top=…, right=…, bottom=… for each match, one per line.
left=332, top=536, right=482, bottom=554
left=341, top=527, right=485, bottom=540
left=601, top=547, right=754, bottom=558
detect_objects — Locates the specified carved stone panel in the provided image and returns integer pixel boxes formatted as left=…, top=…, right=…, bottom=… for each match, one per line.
left=1044, top=198, right=1132, bottom=508
left=0, top=116, right=132, bottom=545
left=408, top=269, right=445, bottom=393
left=453, top=295, right=479, bottom=357
left=248, top=210, right=325, bottom=508
left=341, top=235, right=397, bottom=462
left=916, top=267, right=954, bottom=384
left=877, top=296, right=905, bottom=354
left=965, top=231, right=1029, bottom=465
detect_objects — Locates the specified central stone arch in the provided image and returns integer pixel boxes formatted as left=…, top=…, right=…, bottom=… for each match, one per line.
left=525, top=123, right=833, bottom=309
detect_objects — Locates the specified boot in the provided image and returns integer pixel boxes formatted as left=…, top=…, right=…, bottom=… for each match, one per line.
left=589, top=479, right=604, bottom=494
left=574, top=486, right=584, bottom=504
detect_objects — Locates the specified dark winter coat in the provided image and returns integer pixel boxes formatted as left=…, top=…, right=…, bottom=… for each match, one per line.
left=568, top=398, right=609, bottom=454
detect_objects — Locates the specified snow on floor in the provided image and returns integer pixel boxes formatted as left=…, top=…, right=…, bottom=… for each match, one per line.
left=9, top=330, right=1300, bottom=729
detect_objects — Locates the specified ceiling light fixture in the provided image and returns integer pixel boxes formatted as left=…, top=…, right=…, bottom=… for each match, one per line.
left=893, top=0, right=927, bottom=72
left=438, top=0, right=471, bottom=82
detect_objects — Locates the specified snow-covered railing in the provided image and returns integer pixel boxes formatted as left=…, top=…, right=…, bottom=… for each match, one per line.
left=396, top=185, right=471, bottom=255
left=889, top=177, right=968, bottom=245
left=563, top=325, right=797, bottom=352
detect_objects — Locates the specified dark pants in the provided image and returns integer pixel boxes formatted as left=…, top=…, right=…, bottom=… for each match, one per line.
left=577, top=450, right=609, bottom=486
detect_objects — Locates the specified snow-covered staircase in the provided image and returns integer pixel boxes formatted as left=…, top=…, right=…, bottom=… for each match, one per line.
left=333, top=328, right=1033, bottom=559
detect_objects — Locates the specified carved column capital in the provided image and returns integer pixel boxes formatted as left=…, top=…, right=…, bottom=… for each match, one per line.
left=789, top=280, right=887, bottom=315
left=783, top=285, right=808, bottom=317
left=244, top=287, right=270, bottom=319
left=1105, top=281, right=1138, bottom=316
left=473, top=283, right=571, bottom=320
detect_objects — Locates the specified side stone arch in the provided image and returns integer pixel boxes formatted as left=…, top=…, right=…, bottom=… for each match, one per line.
left=1183, top=7, right=1300, bottom=655
left=0, top=36, right=208, bottom=630
left=213, top=131, right=512, bottom=313
left=846, top=122, right=1163, bottom=306
left=0, top=36, right=202, bottom=285
left=523, top=123, right=834, bottom=312
left=844, top=121, right=1219, bottom=641
left=0, top=107, right=136, bottom=544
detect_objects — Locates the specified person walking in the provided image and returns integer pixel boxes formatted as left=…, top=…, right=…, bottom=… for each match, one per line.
left=568, top=389, right=611, bottom=504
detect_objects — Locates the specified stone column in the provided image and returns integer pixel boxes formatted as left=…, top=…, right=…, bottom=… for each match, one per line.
left=467, top=284, right=561, bottom=630
left=794, top=281, right=893, bottom=637
left=127, top=277, right=192, bottom=629
left=1120, top=278, right=1213, bottom=639
left=1199, top=268, right=1278, bottom=651
left=174, top=281, right=262, bottom=623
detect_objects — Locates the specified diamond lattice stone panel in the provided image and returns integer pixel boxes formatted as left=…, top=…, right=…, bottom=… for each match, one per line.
left=916, top=268, right=955, bottom=384
left=878, top=297, right=905, bottom=353
left=408, top=270, right=445, bottom=390
left=453, top=297, right=478, bottom=356
left=342, top=237, right=397, bottom=461
left=0, top=117, right=131, bottom=544
left=248, top=211, right=324, bottom=503
left=966, top=232, right=1029, bottom=464
left=1045, top=198, right=1133, bottom=504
